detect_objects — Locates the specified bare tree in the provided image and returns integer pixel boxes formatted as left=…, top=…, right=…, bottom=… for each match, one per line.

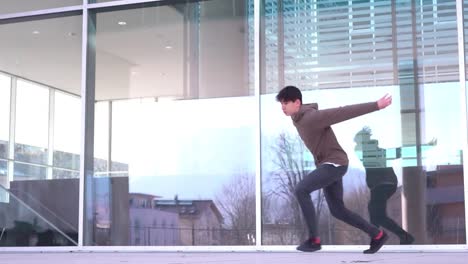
left=261, top=196, right=296, bottom=244
left=215, top=173, right=256, bottom=245
left=335, top=184, right=370, bottom=244
left=266, top=132, right=326, bottom=243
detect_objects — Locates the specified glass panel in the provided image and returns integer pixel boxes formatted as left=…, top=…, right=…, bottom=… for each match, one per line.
left=0, top=160, right=7, bottom=187
left=0, top=161, right=6, bottom=175
left=89, top=0, right=255, bottom=246
left=261, top=0, right=465, bottom=246
left=0, top=185, right=77, bottom=246
left=53, top=151, right=80, bottom=172
left=94, top=102, right=109, bottom=174
left=14, top=80, right=49, bottom=165
left=0, top=0, right=82, bottom=15
left=13, top=163, right=46, bottom=181
left=53, top=91, right=80, bottom=175
left=0, top=74, right=9, bottom=160
left=53, top=169, right=79, bottom=179
left=0, top=15, right=82, bottom=247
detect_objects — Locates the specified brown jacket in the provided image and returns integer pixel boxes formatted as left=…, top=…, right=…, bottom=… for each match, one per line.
left=291, top=102, right=379, bottom=166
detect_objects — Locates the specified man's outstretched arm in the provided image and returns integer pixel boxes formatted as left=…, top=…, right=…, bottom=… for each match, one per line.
left=301, top=94, right=393, bottom=128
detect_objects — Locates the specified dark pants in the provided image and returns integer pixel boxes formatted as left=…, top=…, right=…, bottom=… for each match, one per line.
left=368, top=184, right=407, bottom=237
left=295, top=164, right=380, bottom=238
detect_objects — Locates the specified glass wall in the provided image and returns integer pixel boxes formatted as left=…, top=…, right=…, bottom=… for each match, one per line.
left=0, top=0, right=467, bottom=250
left=261, top=0, right=465, bottom=246
left=0, top=74, right=10, bottom=191
left=0, top=15, right=82, bottom=246
left=86, top=0, right=256, bottom=246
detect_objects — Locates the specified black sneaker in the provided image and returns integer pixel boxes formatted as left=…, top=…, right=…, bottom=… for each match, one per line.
left=296, top=239, right=322, bottom=252
left=363, top=231, right=388, bottom=254
left=400, top=233, right=415, bottom=245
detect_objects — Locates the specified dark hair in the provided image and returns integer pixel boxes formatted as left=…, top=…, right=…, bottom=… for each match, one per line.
left=276, top=86, right=302, bottom=103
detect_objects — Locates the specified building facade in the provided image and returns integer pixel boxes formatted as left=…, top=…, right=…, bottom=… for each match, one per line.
left=0, top=0, right=467, bottom=251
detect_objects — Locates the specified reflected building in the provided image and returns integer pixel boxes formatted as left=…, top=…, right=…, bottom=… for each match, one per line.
left=129, top=193, right=180, bottom=246
left=154, top=198, right=224, bottom=246
left=426, top=165, right=466, bottom=244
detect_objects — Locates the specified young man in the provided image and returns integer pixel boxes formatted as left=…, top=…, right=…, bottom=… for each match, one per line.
left=276, top=86, right=392, bottom=254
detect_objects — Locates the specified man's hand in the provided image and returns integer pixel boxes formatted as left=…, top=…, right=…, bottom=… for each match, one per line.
left=377, top=94, right=392, bottom=109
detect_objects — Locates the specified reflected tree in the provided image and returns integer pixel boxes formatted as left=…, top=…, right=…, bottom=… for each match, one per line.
left=337, top=185, right=370, bottom=244
left=266, top=132, right=325, bottom=243
left=215, top=173, right=256, bottom=245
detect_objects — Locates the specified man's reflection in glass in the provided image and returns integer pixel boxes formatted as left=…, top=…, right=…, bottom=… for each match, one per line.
left=354, top=127, right=414, bottom=244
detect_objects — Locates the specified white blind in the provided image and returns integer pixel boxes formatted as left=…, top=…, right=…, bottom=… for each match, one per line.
left=262, top=0, right=459, bottom=93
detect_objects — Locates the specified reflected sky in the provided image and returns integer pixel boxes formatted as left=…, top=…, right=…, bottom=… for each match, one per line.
left=0, top=76, right=464, bottom=199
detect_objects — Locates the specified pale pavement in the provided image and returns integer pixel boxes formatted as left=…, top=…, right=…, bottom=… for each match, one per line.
left=0, top=252, right=467, bottom=264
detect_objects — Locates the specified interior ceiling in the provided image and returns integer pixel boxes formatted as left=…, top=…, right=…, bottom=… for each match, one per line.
left=0, top=5, right=184, bottom=101
left=0, top=1, right=247, bottom=101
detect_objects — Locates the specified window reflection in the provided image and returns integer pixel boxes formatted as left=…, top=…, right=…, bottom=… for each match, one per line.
left=0, top=14, right=82, bottom=247
left=262, top=84, right=465, bottom=245
left=261, top=0, right=464, bottom=245
left=91, top=0, right=255, bottom=246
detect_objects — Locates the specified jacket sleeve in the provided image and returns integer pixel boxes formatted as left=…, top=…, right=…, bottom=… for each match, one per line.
left=301, top=102, right=379, bottom=128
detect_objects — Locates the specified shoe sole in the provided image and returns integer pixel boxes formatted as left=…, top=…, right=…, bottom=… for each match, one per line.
left=296, top=247, right=322, bottom=252
left=363, top=234, right=389, bottom=254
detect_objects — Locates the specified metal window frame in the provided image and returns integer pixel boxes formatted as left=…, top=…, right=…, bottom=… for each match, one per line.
left=47, top=88, right=55, bottom=180
left=7, top=76, right=16, bottom=187
left=0, top=0, right=466, bottom=252
left=456, top=0, right=468, bottom=249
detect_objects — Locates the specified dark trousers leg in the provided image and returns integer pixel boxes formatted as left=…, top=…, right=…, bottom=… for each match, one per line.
left=295, top=164, right=347, bottom=238
left=324, top=178, right=380, bottom=237
left=368, top=185, right=407, bottom=237
left=295, top=164, right=380, bottom=238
